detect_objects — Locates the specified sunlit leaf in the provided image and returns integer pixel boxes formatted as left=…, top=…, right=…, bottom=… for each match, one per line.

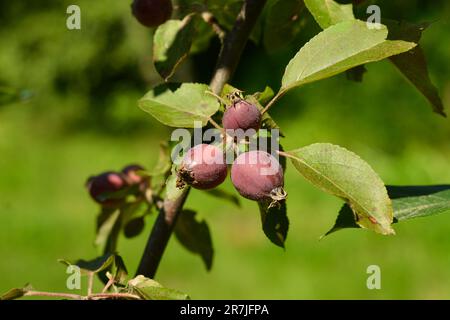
left=139, top=83, right=220, bottom=128
left=281, top=20, right=416, bottom=91
left=286, top=143, right=394, bottom=235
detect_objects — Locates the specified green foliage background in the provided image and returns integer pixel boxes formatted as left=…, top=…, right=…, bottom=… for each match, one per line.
left=1, top=0, right=450, bottom=298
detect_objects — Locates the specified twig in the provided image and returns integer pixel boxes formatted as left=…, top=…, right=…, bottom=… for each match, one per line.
left=23, top=289, right=141, bottom=300
left=88, top=293, right=141, bottom=300
left=208, top=117, right=223, bottom=130
left=135, top=0, right=268, bottom=279
left=200, top=11, right=226, bottom=41
left=102, top=277, right=115, bottom=293
left=24, top=291, right=84, bottom=300
left=261, top=90, right=284, bottom=114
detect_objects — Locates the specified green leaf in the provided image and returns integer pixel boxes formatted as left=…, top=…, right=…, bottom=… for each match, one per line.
left=258, top=199, right=289, bottom=248
left=394, top=189, right=450, bottom=222
left=153, top=15, right=196, bottom=81
left=322, top=203, right=359, bottom=237
left=113, top=255, right=128, bottom=284
left=263, top=0, right=305, bottom=53
left=208, top=0, right=243, bottom=32
left=384, top=20, right=445, bottom=116
left=324, top=185, right=450, bottom=236
left=205, top=189, right=241, bottom=207
left=388, top=185, right=450, bottom=199
left=174, top=210, right=214, bottom=270
left=0, top=284, right=32, bottom=300
left=139, top=83, right=220, bottom=128
left=128, top=275, right=190, bottom=300
left=95, top=209, right=121, bottom=249
left=123, top=216, right=145, bottom=238
left=252, top=86, right=275, bottom=105
left=59, top=253, right=116, bottom=275
left=304, top=0, right=354, bottom=29
left=281, top=20, right=416, bottom=91
left=149, top=141, right=172, bottom=176
left=285, top=143, right=394, bottom=235
left=190, top=18, right=215, bottom=54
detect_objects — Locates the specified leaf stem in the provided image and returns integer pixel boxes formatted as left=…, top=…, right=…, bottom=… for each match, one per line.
left=261, top=90, right=285, bottom=114
left=208, top=117, right=223, bottom=131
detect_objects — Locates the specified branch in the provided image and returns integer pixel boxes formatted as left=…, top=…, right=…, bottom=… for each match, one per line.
left=210, top=0, right=267, bottom=94
left=135, top=0, right=267, bottom=279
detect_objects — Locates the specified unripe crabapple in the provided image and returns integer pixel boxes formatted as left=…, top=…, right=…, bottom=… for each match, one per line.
left=231, top=150, right=286, bottom=203
left=131, top=0, right=173, bottom=28
left=177, top=144, right=228, bottom=190
left=87, top=172, right=127, bottom=207
left=222, top=99, right=262, bottom=131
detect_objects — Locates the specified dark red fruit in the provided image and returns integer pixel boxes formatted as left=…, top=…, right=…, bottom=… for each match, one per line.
left=231, top=151, right=286, bottom=203
left=87, top=172, right=127, bottom=207
left=131, top=0, right=173, bottom=28
left=222, top=99, right=262, bottom=131
left=177, top=144, right=227, bottom=190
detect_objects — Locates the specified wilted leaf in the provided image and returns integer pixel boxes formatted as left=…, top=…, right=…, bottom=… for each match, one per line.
left=139, top=83, right=220, bottom=128
left=304, top=0, right=354, bottom=29
left=258, top=199, right=289, bottom=248
left=263, top=0, right=305, bottom=53
left=153, top=15, right=196, bottom=81
left=286, top=143, right=394, bottom=235
left=128, top=275, right=189, bottom=300
left=0, top=284, right=32, bottom=300
left=281, top=20, right=416, bottom=91
left=175, top=210, right=214, bottom=270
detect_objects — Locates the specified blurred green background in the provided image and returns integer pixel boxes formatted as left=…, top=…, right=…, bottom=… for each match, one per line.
left=1, top=0, right=450, bottom=299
